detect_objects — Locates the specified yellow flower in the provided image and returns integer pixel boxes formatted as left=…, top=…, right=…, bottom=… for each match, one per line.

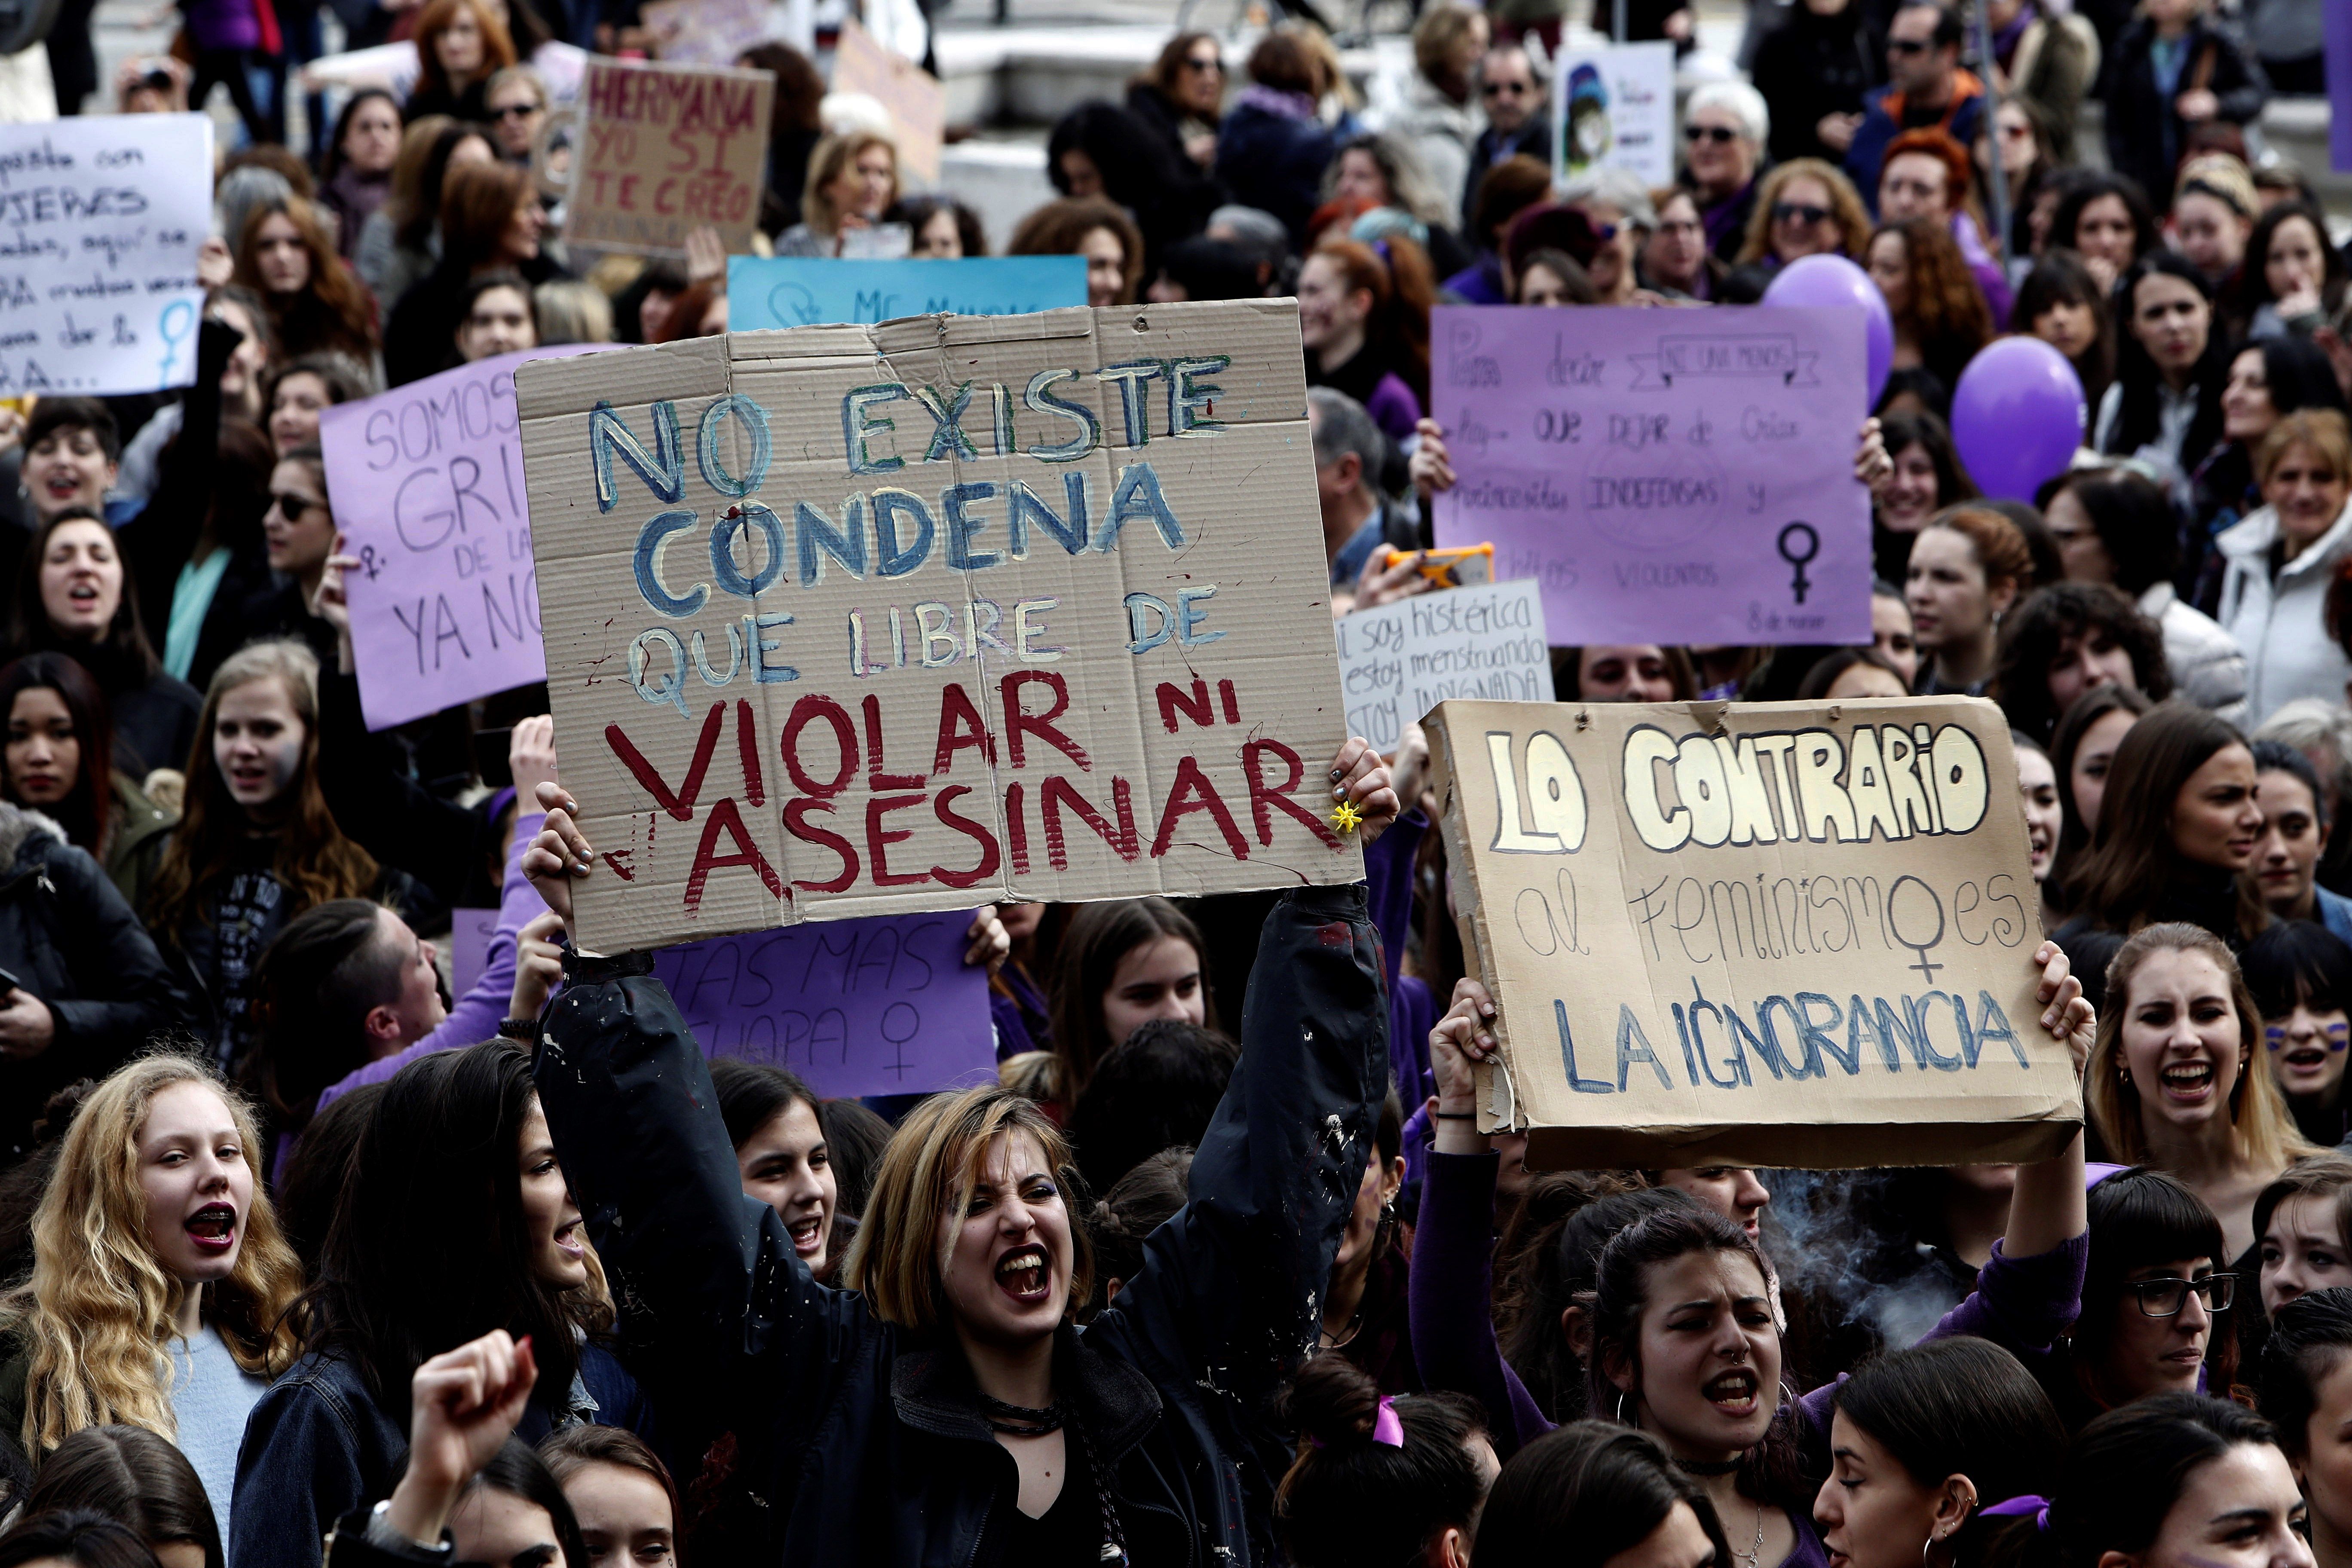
left=1330, top=800, right=1363, bottom=834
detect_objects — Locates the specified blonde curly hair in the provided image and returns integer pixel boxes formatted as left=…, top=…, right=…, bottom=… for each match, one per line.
left=3, top=1052, right=303, bottom=1454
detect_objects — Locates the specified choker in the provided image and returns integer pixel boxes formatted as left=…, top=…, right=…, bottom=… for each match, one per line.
left=1674, top=1457, right=1746, bottom=1476
left=977, top=1394, right=1068, bottom=1437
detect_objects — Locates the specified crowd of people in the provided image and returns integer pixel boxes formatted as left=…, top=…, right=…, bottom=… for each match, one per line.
left=0, top=0, right=2348, bottom=1563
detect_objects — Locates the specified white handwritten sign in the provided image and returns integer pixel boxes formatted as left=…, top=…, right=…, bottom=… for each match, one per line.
left=0, top=113, right=213, bottom=395
left=1552, top=42, right=1674, bottom=188
left=1335, top=579, right=1550, bottom=753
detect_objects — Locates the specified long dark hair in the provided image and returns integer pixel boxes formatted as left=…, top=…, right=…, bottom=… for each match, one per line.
left=1879, top=409, right=1981, bottom=511
left=22, top=1426, right=221, bottom=1568
left=1475, top=1420, right=1731, bottom=1568
left=1503, top=1186, right=1696, bottom=1423
left=1834, top=1339, right=2065, bottom=1566
left=2045, top=683, right=2153, bottom=913
left=2047, top=1394, right=2282, bottom=1568
left=297, top=1041, right=612, bottom=1420
left=2015, top=249, right=2115, bottom=410
left=145, top=641, right=381, bottom=944
left=1584, top=1205, right=1807, bottom=1508
left=320, top=88, right=401, bottom=186
left=1990, top=583, right=2174, bottom=745
left=0, top=1511, right=161, bottom=1568
left=2226, top=202, right=2349, bottom=332
left=2068, top=700, right=2262, bottom=939
left=1272, top=1353, right=1489, bottom=1568
left=0, top=651, right=114, bottom=853
left=2259, top=1284, right=2352, bottom=1458
left=2106, top=252, right=2230, bottom=467
left=1047, top=896, right=1216, bottom=1097
left=8, top=510, right=161, bottom=683
left=232, top=196, right=380, bottom=359
left=2048, top=172, right=2160, bottom=271
left=2072, top=1169, right=2234, bottom=1415
left=461, top=1438, right=589, bottom=1568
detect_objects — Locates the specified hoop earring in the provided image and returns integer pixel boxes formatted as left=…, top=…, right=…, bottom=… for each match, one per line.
left=1615, top=1388, right=1631, bottom=1425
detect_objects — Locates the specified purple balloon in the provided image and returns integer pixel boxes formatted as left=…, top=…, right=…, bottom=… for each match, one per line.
left=1761, top=253, right=1894, bottom=404
left=1949, top=337, right=2088, bottom=502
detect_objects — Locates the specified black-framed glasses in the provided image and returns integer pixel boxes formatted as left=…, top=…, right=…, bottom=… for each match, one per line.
left=271, top=491, right=321, bottom=521
left=490, top=101, right=543, bottom=120
left=1772, top=201, right=1831, bottom=226
left=2128, top=1273, right=2236, bottom=1317
left=1888, top=37, right=1930, bottom=54
left=1685, top=124, right=1738, bottom=144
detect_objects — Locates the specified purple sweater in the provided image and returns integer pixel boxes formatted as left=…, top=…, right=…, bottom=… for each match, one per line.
left=269, top=813, right=549, bottom=1182
left=1409, top=1151, right=2088, bottom=1568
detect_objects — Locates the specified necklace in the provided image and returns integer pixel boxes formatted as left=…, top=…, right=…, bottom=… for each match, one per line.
left=1732, top=1503, right=1766, bottom=1568
left=975, top=1394, right=1067, bottom=1436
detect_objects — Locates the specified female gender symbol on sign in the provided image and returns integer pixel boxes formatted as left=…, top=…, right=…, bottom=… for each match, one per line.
left=1885, top=875, right=1947, bottom=983
left=1776, top=521, right=1819, bottom=605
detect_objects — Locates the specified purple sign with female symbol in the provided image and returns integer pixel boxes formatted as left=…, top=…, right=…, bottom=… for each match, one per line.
left=1430, top=304, right=1872, bottom=648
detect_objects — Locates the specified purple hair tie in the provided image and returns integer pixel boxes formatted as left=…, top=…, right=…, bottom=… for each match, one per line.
left=1981, top=1496, right=2051, bottom=1532
left=1371, top=1396, right=1404, bottom=1449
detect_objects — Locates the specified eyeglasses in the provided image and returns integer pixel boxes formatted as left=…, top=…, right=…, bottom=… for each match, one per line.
left=271, top=492, right=321, bottom=521
left=2128, top=1273, right=2236, bottom=1317
left=1482, top=80, right=1531, bottom=96
left=1684, top=124, right=1739, bottom=144
left=490, top=101, right=543, bottom=120
left=1889, top=37, right=1932, bottom=54
left=1772, top=202, right=1832, bottom=226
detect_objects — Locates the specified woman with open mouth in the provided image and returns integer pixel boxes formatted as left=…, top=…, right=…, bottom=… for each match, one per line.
left=0, top=1054, right=304, bottom=1545
left=711, top=1058, right=847, bottom=1278
left=2083, top=923, right=2322, bottom=1361
left=516, top=739, right=1398, bottom=1567
left=1407, top=934, right=2095, bottom=1568
left=2242, top=921, right=2352, bottom=1147
left=230, top=1041, right=652, bottom=1568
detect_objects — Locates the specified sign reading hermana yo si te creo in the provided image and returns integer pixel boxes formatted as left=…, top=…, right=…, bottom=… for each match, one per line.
left=515, top=300, right=1359, bottom=955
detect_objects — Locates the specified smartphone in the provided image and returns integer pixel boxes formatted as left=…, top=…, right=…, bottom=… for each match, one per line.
left=1380, top=543, right=1493, bottom=588
left=474, top=727, right=514, bottom=790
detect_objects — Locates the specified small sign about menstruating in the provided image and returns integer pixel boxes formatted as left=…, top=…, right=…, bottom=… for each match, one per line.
left=1335, top=579, right=1551, bottom=753
left=1432, top=304, right=1871, bottom=649
left=0, top=113, right=213, bottom=396
left=321, top=344, right=612, bottom=731
left=1552, top=41, right=1675, bottom=189
left=726, top=256, right=1088, bottom=331
left=652, top=911, right=995, bottom=1098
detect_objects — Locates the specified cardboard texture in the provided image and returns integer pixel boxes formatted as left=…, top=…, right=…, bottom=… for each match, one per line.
left=1335, top=578, right=1550, bottom=753
left=0, top=113, right=214, bottom=395
left=653, top=911, right=995, bottom=1097
left=517, top=299, right=1357, bottom=955
left=726, top=255, right=1087, bottom=331
left=1552, top=41, right=1675, bottom=187
left=322, top=343, right=613, bottom=730
left=567, top=58, right=775, bottom=256
left=832, top=18, right=945, bottom=186
left=1432, top=304, right=1872, bottom=648
left=1424, top=695, right=2079, bottom=1170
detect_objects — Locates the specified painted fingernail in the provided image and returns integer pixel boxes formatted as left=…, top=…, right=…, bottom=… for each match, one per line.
left=1329, top=767, right=1344, bottom=781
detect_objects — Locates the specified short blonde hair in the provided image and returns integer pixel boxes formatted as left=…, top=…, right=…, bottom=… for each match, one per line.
left=839, top=1086, right=1093, bottom=1333
left=2257, top=407, right=2352, bottom=488
left=801, top=130, right=898, bottom=237
left=2086, top=923, right=2318, bottom=1176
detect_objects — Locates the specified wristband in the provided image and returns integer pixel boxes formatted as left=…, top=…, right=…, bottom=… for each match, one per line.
left=498, top=1017, right=541, bottom=1044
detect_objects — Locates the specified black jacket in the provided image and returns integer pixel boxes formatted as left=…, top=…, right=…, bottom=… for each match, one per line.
left=532, top=883, right=1388, bottom=1567
left=0, top=802, right=186, bottom=1161
left=1752, top=4, right=1879, bottom=167
left=2101, top=16, right=2267, bottom=213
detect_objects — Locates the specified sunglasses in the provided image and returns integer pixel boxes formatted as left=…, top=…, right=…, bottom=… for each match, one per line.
left=271, top=491, right=322, bottom=521
left=490, top=101, right=542, bottom=119
left=1684, top=124, right=1739, bottom=144
left=2127, top=1274, right=2234, bottom=1318
left=1889, top=37, right=1932, bottom=54
left=1771, top=202, right=1832, bottom=226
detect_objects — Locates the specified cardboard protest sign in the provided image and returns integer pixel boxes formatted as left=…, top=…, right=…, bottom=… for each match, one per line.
left=653, top=911, right=994, bottom=1096
left=1335, top=578, right=1550, bottom=753
left=321, top=344, right=612, bottom=731
left=0, top=113, right=213, bottom=395
left=567, top=57, right=775, bottom=256
left=832, top=18, right=945, bottom=187
left=639, top=0, right=774, bottom=67
left=726, top=256, right=1087, bottom=331
left=1424, top=696, right=2077, bottom=1170
left=1432, top=304, right=1871, bottom=649
left=1552, top=42, right=1674, bottom=188
left=516, top=300, right=1355, bottom=955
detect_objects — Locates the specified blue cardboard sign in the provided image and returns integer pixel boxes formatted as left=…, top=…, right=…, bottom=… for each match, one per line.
left=727, top=256, right=1088, bottom=331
